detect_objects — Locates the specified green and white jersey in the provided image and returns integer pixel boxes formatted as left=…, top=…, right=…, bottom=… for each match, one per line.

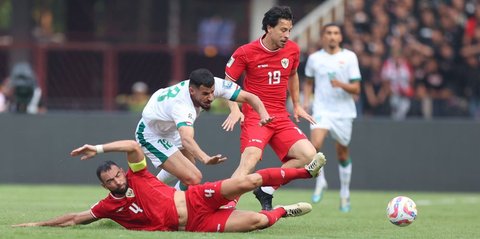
left=305, top=48, right=361, bottom=118
left=140, top=77, right=241, bottom=137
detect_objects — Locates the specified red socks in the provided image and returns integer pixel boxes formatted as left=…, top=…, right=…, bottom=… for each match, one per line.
left=256, top=167, right=310, bottom=186
left=259, top=208, right=286, bottom=227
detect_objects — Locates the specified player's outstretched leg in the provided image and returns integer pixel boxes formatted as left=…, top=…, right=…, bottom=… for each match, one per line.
left=254, top=152, right=326, bottom=210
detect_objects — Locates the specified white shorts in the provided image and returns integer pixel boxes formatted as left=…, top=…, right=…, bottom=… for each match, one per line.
left=310, top=115, right=353, bottom=146
left=135, top=121, right=181, bottom=168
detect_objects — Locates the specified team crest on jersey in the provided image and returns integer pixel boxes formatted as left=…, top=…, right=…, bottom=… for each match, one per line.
left=126, top=188, right=135, bottom=198
left=222, top=80, right=233, bottom=89
left=227, top=56, right=235, bottom=67
left=281, top=58, right=289, bottom=69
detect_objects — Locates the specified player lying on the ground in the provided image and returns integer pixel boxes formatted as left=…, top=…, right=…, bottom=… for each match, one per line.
left=12, top=140, right=326, bottom=232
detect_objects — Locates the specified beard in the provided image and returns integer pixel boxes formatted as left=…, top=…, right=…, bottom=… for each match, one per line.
left=111, top=183, right=129, bottom=195
left=200, top=102, right=211, bottom=111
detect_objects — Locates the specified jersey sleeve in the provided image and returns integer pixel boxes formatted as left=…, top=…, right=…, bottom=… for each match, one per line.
left=171, top=105, right=195, bottom=128
left=213, top=77, right=241, bottom=101
left=348, top=52, right=362, bottom=82
left=90, top=200, right=108, bottom=219
left=225, top=47, right=247, bottom=81
left=304, top=55, right=315, bottom=78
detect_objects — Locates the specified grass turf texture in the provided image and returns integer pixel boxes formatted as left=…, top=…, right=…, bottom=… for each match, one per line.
left=1, top=185, right=479, bottom=239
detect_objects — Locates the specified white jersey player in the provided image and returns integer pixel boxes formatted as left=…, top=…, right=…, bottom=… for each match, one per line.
left=303, top=23, right=361, bottom=212
left=135, top=68, right=273, bottom=190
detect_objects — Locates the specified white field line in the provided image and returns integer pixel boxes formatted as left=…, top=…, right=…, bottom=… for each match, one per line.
left=415, top=196, right=480, bottom=206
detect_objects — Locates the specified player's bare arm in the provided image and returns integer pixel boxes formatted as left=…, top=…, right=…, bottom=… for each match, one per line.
left=70, top=140, right=144, bottom=164
left=330, top=80, right=361, bottom=95
left=222, top=75, right=244, bottom=131
left=12, top=210, right=97, bottom=228
left=302, top=77, right=314, bottom=112
left=178, top=126, right=227, bottom=165
left=235, top=90, right=274, bottom=126
left=288, top=70, right=316, bottom=124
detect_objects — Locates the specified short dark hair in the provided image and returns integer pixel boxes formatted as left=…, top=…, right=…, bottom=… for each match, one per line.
left=321, top=23, right=343, bottom=36
left=96, top=160, right=118, bottom=182
left=189, top=68, right=214, bottom=88
left=262, top=6, right=293, bottom=33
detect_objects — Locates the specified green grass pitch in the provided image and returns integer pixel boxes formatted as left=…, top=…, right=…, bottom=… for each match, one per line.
left=1, top=184, right=479, bottom=239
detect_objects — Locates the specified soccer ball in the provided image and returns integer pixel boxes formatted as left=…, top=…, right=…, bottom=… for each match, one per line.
left=386, top=196, right=417, bottom=227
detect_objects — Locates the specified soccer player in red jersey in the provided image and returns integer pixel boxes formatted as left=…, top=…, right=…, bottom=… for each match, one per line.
left=223, top=6, right=322, bottom=210
left=13, top=139, right=325, bottom=232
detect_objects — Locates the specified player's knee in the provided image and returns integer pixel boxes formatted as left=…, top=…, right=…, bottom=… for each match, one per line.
left=241, top=151, right=261, bottom=167
left=252, top=213, right=270, bottom=230
left=237, top=174, right=262, bottom=191
left=182, top=171, right=202, bottom=185
left=297, top=149, right=317, bottom=166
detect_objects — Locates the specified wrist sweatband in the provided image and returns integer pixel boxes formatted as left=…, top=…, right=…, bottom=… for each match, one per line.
left=95, top=145, right=104, bottom=154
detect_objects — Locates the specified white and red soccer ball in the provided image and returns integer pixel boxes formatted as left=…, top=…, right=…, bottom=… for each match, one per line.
left=386, top=196, right=417, bottom=227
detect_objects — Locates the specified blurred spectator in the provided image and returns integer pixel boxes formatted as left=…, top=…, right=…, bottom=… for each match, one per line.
left=462, top=56, right=480, bottom=119
left=381, top=41, right=414, bottom=120
left=32, top=9, right=64, bottom=43
left=418, top=58, right=452, bottom=117
left=116, top=81, right=150, bottom=113
left=0, top=79, right=8, bottom=113
left=197, top=15, right=235, bottom=56
left=8, top=62, right=46, bottom=114
left=361, top=54, right=390, bottom=117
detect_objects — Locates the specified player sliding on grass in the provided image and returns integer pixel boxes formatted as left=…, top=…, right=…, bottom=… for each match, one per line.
left=13, top=140, right=326, bottom=232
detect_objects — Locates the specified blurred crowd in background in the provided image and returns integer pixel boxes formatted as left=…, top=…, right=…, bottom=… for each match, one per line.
left=336, top=0, right=480, bottom=120
left=0, top=0, right=480, bottom=120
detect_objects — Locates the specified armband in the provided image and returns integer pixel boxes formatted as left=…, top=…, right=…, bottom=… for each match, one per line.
left=95, top=145, right=104, bottom=154
left=128, top=158, right=147, bottom=172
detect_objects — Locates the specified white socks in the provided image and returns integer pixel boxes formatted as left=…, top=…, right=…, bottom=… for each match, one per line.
left=339, top=163, right=352, bottom=199
left=261, top=186, right=275, bottom=195
left=156, top=169, right=176, bottom=184
left=314, top=167, right=327, bottom=195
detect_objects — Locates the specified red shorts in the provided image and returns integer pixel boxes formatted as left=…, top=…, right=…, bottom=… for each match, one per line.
left=240, top=116, right=308, bottom=162
left=185, top=181, right=234, bottom=232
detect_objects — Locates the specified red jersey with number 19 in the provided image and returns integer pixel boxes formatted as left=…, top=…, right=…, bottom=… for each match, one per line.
left=225, top=37, right=300, bottom=118
left=90, top=168, right=179, bottom=231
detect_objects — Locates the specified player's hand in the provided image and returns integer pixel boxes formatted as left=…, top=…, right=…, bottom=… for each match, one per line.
left=203, top=154, right=227, bottom=165
left=302, top=101, right=311, bottom=113
left=259, top=116, right=275, bottom=126
left=330, top=79, right=342, bottom=88
left=222, top=111, right=244, bottom=131
left=70, top=144, right=97, bottom=160
left=293, top=105, right=316, bottom=125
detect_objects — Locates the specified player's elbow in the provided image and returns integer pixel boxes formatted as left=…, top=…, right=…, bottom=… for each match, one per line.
left=124, top=140, right=142, bottom=152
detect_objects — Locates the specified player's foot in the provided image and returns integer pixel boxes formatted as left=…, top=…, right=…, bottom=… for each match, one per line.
left=312, top=182, right=327, bottom=203
left=253, top=187, right=273, bottom=211
left=275, top=202, right=312, bottom=217
left=219, top=199, right=237, bottom=209
left=305, top=152, right=326, bottom=177
left=340, top=197, right=351, bottom=213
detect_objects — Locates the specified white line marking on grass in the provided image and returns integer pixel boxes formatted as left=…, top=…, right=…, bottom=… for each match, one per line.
left=416, top=197, right=480, bottom=206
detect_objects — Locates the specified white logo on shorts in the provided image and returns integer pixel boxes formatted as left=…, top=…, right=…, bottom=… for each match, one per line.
left=204, top=188, right=215, bottom=198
